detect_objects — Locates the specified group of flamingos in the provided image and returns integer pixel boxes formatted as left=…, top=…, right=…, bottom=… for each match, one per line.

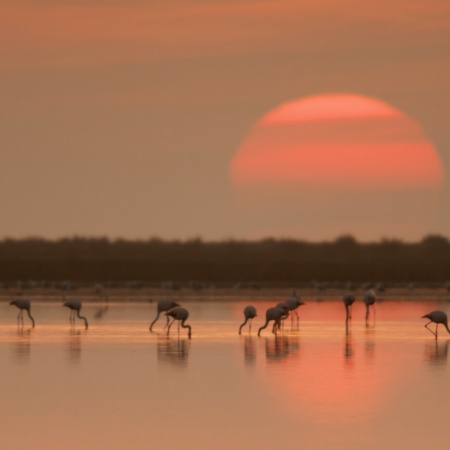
left=8, top=291, right=450, bottom=339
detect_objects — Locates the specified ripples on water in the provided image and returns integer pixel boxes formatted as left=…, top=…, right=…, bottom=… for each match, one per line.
left=0, top=298, right=449, bottom=450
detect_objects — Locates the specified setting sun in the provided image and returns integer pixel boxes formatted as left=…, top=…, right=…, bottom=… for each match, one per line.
left=230, top=93, right=443, bottom=191
left=229, top=93, right=444, bottom=240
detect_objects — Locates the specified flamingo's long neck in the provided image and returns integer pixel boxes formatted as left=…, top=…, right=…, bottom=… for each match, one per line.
left=27, top=310, right=35, bottom=328
left=77, top=310, right=89, bottom=329
left=239, top=318, right=249, bottom=334
left=258, top=320, right=269, bottom=336
left=180, top=320, right=192, bottom=338
left=444, top=321, right=450, bottom=335
left=149, top=311, right=161, bottom=331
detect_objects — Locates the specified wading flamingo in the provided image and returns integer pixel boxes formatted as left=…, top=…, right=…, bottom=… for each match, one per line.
left=63, top=299, right=89, bottom=329
left=258, top=306, right=285, bottom=336
left=239, top=306, right=257, bottom=334
left=422, top=311, right=450, bottom=339
left=363, top=290, right=376, bottom=321
left=285, top=291, right=304, bottom=321
left=166, top=307, right=192, bottom=338
left=10, top=299, right=35, bottom=328
left=343, top=293, right=355, bottom=321
left=150, top=299, right=180, bottom=331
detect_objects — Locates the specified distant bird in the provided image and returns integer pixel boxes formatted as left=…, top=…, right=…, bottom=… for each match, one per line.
left=285, top=291, right=304, bottom=321
left=10, top=299, right=35, bottom=328
left=363, top=290, right=376, bottom=321
left=343, top=293, right=355, bottom=321
left=166, top=307, right=191, bottom=338
left=258, top=306, right=285, bottom=336
left=422, top=311, right=450, bottom=338
left=239, top=306, right=257, bottom=334
left=63, top=299, right=89, bottom=329
left=149, top=299, right=180, bottom=331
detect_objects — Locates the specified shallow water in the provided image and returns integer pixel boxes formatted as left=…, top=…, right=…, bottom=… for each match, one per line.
left=1, top=297, right=450, bottom=449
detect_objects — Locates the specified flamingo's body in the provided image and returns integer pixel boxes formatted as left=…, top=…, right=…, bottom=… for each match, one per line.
left=63, top=299, right=89, bottom=329
left=285, top=291, right=304, bottom=321
left=343, top=293, right=355, bottom=321
left=239, top=305, right=257, bottom=334
left=10, top=299, right=35, bottom=328
left=150, top=299, right=180, bottom=331
left=363, top=290, right=376, bottom=321
left=422, top=310, right=450, bottom=338
left=166, top=307, right=192, bottom=338
left=258, top=306, right=285, bottom=336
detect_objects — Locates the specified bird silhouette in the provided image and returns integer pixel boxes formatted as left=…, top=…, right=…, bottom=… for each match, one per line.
left=258, top=306, right=285, bottom=336
left=150, top=299, right=180, bottom=331
left=166, top=307, right=192, bottom=338
left=10, top=299, right=35, bottom=328
left=343, top=293, right=355, bottom=321
left=285, top=291, right=304, bottom=322
left=239, top=305, right=257, bottom=334
left=363, top=290, right=376, bottom=321
left=422, top=310, right=450, bottom=339
left=63, top=299, right=89, bottom=329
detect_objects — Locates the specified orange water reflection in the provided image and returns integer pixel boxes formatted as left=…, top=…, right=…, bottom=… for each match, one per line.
left=256, top=301, right=434, bottom=425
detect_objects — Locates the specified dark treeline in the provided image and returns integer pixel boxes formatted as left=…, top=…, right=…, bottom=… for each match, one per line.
left=1, top=234, right=450, bottom=284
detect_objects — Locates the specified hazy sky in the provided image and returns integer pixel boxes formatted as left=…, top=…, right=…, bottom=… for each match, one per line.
left=1, top=1, right=450, bottom=241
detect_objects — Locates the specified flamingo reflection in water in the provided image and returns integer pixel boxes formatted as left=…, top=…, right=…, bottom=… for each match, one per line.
left=68, top=329, right=82, bottom=364
left=166, top=307, right=192, bottom=339
left=344, top=321, right=354, bottom=360
left=239, top=306, right=257, bottom=335
left=149, top=299, right=180, bottom=332
left=265, top=335, right=300, bottom=362
left=13, top=327, right=32, bottom=362
left=243, top=336, right=256, bottom=366
left=157, top=336, right=190, bottom=367
left=422, top=311, right=450, bottom=339
left=10, top=299, right=35, bottom=328
left=425, top=340, right=449, bottom=367
left=63, top=299, right=89, bottom=329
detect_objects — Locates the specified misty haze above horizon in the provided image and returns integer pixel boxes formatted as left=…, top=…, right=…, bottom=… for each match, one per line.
left=1, top=1, right=449, bottom=241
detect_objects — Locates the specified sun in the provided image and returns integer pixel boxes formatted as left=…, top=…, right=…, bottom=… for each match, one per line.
left=229, top=93, right=444, bottom=241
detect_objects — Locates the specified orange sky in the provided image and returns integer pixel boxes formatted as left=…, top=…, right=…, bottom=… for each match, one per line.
left=1, top=1, right=450, bottom=240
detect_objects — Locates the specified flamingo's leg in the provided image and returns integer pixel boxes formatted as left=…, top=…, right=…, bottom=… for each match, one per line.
left=425, top=321, right=437, bottom=337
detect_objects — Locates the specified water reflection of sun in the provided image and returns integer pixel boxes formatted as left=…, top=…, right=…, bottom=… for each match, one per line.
left=253, top=301, right=429, bottom=425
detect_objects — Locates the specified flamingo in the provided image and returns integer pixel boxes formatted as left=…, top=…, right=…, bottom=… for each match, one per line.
left=166, top=307, right=192, bottom=338
left=343, top=293, right=355, bottom=321
left=285, top=291, right=304, bottom=321
left=63, top=299, right=89, bottom=329
left=422, top=311, right=450, bottom=339
left=10, top=299, right=35, bottom=328
left=239, top=305, right=257, bottom=334
left=149, top=299, right=180, bottom=331
left=257, top=306, right=285, bottom=336
left=363, top=290, right=376, bottom=321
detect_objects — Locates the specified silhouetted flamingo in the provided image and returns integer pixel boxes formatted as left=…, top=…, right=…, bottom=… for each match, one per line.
left=63, top=299, right=89, bottom=329
left=343, top=293, right=355, bottom=321
left=166, top=307, right=191, bottom=338
left=150, top=299, right=180, bottom=331
left=422, top=311, right=450, bottom=339
left=363, top=290, right=376, bottom=321
left=258, top=306, right=285, bottom=336
left=10, top=299, right=35, bottom=328
left=285, top=291, right=304, bottom=321
left=239, top=305, right=257, bottom=334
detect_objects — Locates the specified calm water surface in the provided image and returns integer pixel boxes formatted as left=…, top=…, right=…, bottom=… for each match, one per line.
left=1, top=297, right=449, bottom=449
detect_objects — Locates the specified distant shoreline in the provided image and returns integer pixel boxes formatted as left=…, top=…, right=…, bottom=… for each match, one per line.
left=1, top=235, right=450, bottom=284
